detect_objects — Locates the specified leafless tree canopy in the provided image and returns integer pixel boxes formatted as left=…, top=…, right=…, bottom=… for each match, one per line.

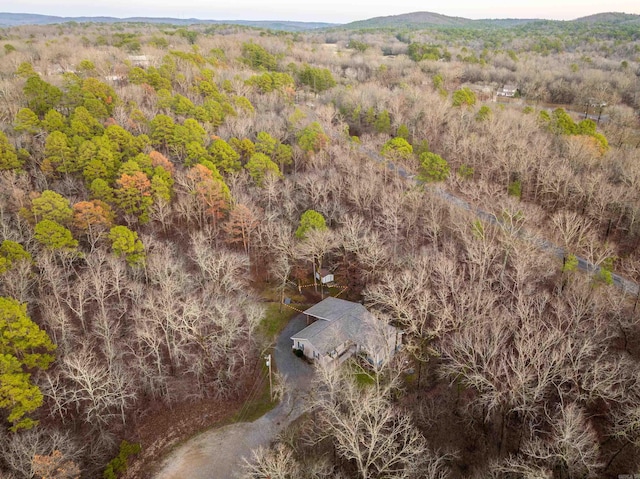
left=0, top=15, right=639, bottom=479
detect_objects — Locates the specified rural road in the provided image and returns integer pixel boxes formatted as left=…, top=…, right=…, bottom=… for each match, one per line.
left=153, top=314, right=313, bottom=479
left=434, top=186, right=640, bottom=295
left=302, top=105, right=638, bottom=296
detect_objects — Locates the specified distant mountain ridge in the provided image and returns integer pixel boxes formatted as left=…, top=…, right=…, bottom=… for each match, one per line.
left=340, top=10, right=640, bottom=30
left=0, top=12, right=336, bottom=31
left=1, top=10, right=639, bottom=31
left=344, top=11, right=472, bottom=28
left=342, top=11, right=537, bottom=29
left=572, top=12, right=640, bottom=24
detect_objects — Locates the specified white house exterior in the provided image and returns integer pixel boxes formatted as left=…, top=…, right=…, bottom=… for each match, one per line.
left=497, top=84, right=518, bottom=97
left=128, top=55, right=153, bottom=67
left=291, top=297, right=401, bottom=367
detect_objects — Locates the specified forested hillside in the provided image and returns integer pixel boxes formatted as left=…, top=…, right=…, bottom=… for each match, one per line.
left=0, top=16, right=639, bottom=479
left=0, top=13, right=336, bottom=31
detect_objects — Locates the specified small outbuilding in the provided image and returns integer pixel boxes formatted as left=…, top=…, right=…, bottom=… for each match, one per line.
left=291, top=297, right=401, bottom=367
left=315, top=268, right=334, bottom=285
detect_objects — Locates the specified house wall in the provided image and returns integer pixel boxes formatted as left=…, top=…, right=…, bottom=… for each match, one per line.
left=333, top=340, right=351, bottom=358
left=318, top=353, right=335, bottom=367
left=292, top=338, right=320, bottom=361
left=293, top=338, right=355, bottom=362
left=293, top=327, right=403, bottom=366
left=391, top=330, right=402, bottom=352
left=362, top=329, right=402, bottom=366
left=320, top=344, right=356, bottom=367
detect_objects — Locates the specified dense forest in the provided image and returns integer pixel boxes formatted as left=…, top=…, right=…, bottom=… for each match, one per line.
left=0, top=13, right=639, bottom=479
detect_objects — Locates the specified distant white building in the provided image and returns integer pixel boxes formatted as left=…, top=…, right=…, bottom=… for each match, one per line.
left=497, top=84, right=518, bottom=97
left=104, top=75, right=126, bottom=84
left=47, top=65, right=76, bottom=76
left=291, top=297, right=401, bottom=367
left=128, top=55, right=152, bottom=67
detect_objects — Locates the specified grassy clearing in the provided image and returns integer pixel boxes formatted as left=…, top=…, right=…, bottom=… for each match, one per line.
left=260, top=284, right=306, bottom=303
left=231, top=375, right=277, bottom=423
left=231, top=301, right=297, bottom=423
left=325, top=285, right=346, bottom=297
left=257, top=302, right=298, bottom=342
left=355, top=370, right=376, bottom=387
left=349, top=360, right=376, bottom=387
left=233, top=288, right=311, bottom=424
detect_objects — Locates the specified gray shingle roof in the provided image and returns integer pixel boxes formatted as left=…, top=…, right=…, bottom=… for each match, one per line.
left=291, top=317, right=348, bottom=354
left=302, top=297, right=368, bottom=322
left=291, top=298, right=398, bottom=356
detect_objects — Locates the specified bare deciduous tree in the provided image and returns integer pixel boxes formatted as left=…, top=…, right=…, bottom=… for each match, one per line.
left=32, top=450, right=81, bottom=479
left=0, top=429, right=81, bottom=479
left=58, top=348, right=137, bottom=427
left=190, top=230, right=250, bottom=293
left=309, top=364, right=449, bottom=479
left=521, top=403, right=602, bottom=479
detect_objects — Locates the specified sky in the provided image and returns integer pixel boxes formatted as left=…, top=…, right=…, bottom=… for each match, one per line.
left=3, top=0, right=640, bottom=24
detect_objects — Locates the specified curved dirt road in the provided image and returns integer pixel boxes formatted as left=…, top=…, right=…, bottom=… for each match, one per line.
left=153, top=314, right=313, bottom=479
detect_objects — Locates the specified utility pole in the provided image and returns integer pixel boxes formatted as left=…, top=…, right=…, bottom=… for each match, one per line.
left=597, top=102, right=606, bottom=125
left=313, top=258, right=317, bottom=293
left=265, top=354, right=273, bottom=401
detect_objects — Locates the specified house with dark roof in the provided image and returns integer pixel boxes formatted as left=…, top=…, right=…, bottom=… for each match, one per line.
left=290, top=297, right=401, bottom=367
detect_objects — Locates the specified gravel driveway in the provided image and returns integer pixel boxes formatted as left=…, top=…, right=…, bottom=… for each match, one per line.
left=153, top=314, right=313, bottom=479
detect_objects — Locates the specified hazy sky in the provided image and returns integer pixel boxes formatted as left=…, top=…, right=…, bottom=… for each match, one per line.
left=3, top=0, right=640, bottom=23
